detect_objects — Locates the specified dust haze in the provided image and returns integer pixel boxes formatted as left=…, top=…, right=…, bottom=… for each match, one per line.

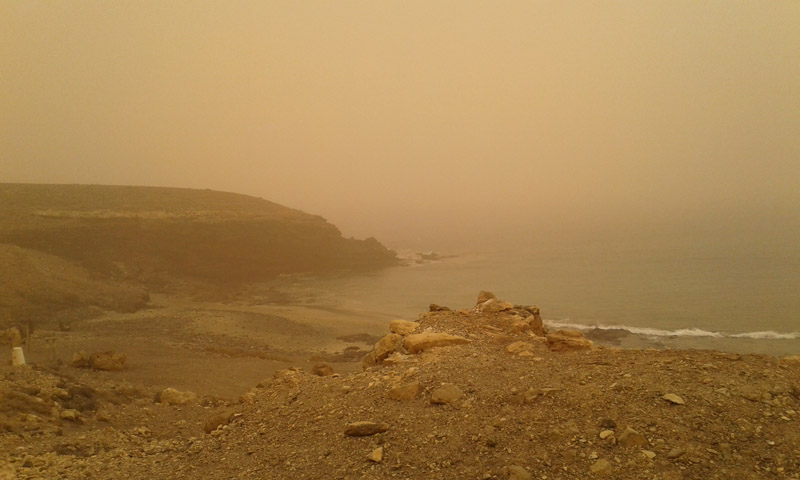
left=2, top=1, right=798, bottom=250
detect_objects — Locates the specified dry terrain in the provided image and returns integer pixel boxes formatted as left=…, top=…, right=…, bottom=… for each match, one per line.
left=2, top=292, right=799, bottom=480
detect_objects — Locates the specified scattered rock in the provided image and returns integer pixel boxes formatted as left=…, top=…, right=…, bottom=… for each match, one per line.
left=158, top=388, right=199, bottom=405
left=363, top=333, right=403, bottom=365
left=590, top=458, right=612, bottom=475
left=312, top=363, right=334, bottom=377
left=599, top=429, right=614, bottom=439
left=382, top=352, right=414, bottom=365
left=203, top=409, right=236, bottom=434
left=367, top=447, right=383, bottom=463
left=389, top=319, right=420, bottom=335
left=667, top=447, right=685, bottom=459
left=617, top=426, right=648, bottom=448
left=404, top=332, right=470, bottom=353
left=662, top=393, right=685, bottom=405
left=59, top=409, right=81, bottom=422
left=430, top=383, right=464, bottom=406
left=239, top=392, right=257, bottom=403
left=506, top=341, right=537, bottom=355
left=344, top=421, right=389, bottom=437
left=506, top=464, right=532, bottom=480
left=387, top=381, right=422, bottom=401
left=88, top=351, right=127, bottom=371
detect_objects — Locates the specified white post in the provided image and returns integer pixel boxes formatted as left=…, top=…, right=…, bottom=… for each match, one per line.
left=11, top=347, right=25, bottom=366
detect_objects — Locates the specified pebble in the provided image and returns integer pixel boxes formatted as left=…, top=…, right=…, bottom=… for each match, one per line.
left=344, top=421, right=389, bottom=437
left=662, top=393, right=685, bottom=405
left=367, top=447, right=383, bottom=463
left=667, top=447, right=685, bottom=459
left=506, top=465, right=532, bottom=480
left=590, top=458, right=612, bottom=475
left=430, top=384, right=464, bottom=406
left=617, top=427, right=648, bottom=448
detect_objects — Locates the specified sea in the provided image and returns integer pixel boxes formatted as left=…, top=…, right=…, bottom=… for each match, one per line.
left=286, top=225, right=800, bottom=356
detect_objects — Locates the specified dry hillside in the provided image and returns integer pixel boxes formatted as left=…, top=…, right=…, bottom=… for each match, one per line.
left=0, top=183, right=397, bottom=327
left=1, top=292, right=798, bottom=480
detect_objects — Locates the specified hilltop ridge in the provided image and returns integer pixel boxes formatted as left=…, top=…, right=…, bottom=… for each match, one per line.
left=0, top=183, right=398, bottom=327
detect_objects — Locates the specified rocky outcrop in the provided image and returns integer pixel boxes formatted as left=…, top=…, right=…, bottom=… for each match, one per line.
left=404, top=332, right=471, bottom=353
left=389, top=319, right=419, bottom=335
left=362, top=334, right=404, bottom=366
left=546, top=329, right=594, bottom=351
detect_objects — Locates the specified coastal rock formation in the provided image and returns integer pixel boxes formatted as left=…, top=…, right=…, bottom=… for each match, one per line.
left=546, top=329, right=594, bottom=351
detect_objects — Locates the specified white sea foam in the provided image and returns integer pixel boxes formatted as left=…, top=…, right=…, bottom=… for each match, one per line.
left=730, top=331, right=800, bottom=340
left=544, top=320, right=799, bottom=340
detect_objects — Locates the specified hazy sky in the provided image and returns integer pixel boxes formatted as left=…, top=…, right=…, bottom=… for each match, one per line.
left=2, top=1, right=798, bottom=248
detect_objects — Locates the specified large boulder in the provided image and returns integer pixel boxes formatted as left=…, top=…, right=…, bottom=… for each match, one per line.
left=404, top=332, right=470, bottom=354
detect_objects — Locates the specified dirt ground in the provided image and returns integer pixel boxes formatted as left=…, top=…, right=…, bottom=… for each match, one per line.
left=2, top=293, right=800, bottom=480
left=14, top=293, right=392, bottom=398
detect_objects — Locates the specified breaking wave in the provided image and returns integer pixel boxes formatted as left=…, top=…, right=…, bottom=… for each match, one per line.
left=545, top=320, right=800, bottom=340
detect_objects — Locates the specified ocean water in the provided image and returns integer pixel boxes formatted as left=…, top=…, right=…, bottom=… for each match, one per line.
left=291, top=231, right=800, bottom=355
